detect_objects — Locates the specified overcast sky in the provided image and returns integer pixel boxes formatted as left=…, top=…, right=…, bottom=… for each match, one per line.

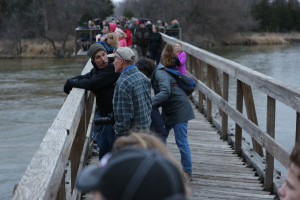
left=112, top=0, right=123, bottom=3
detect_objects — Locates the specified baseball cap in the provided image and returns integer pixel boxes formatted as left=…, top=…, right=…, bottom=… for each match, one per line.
left=108, top=47, right=136, bottom=62
left=75, top=147, right=186, bottom=200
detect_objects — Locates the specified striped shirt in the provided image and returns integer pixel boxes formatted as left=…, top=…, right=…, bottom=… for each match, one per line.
left=113, top=66, right=152, bottom=136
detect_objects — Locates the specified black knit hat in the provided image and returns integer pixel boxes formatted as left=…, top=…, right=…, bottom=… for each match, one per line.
left=88, top=43, right=107, bottom=61
left=75, top=148, right=186, bottom=200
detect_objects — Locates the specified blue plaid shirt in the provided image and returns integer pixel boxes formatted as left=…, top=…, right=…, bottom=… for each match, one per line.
left=113, top=66, right=152, bottom=136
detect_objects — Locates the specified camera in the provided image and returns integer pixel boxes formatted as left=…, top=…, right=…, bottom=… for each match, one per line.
left=94, top=113, right=114, bottom=125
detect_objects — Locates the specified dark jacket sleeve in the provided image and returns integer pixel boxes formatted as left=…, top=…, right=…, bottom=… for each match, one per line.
left=67, top=65, right=120, bottom=92
left=175, top=56, right=181, bottom=67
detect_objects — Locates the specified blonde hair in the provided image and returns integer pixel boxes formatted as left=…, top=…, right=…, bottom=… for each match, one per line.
left=107, top=32, right=120, bottom=48
left=113, top=132, right=190, bottom=194
left=161, top=44, right=176, bottom=66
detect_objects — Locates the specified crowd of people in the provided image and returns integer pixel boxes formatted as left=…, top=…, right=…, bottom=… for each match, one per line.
left=77, top=16, right=181, bottom=62
left=65, top=16, right=300, bottom=200
left=65, top=25, right=192, bottom=198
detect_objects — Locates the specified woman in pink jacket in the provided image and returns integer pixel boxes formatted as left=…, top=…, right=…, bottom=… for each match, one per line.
left=174, top=42, right=187, bottom=75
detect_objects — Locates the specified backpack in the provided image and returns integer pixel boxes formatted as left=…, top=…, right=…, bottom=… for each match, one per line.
left=156, top=64, right=196, bottom=96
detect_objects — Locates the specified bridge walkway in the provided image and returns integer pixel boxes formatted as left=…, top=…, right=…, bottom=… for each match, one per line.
left=82, top=103, right=275, bottom=200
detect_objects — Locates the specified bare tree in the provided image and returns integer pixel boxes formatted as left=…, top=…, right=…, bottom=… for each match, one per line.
left=122, top=0, right=258, bottom=45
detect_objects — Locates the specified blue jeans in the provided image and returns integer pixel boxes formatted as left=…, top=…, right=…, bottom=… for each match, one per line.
left=166, top=122, right=192, bottom=174
left=150, top=107, right=168, bottom=143
left=98, top=124, right=116, bottom=160
left=149, top=51, right=161, bottom=65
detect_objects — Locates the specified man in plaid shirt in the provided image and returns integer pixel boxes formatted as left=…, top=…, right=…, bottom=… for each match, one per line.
left=109, top=47, right=152, bottom=137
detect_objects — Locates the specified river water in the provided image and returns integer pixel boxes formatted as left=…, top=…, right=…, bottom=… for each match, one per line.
left=1, top=45, right=300, bottom=199
left=0, top=58, right=84, bottom=199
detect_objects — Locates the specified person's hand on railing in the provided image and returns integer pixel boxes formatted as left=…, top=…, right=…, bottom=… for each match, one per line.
left=63, top=79, right=77, bottom=94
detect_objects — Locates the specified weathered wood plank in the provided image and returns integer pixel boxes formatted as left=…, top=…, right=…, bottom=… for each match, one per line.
left=222, top=72, right=229, bottom=141
left=265, top=96, right=276, bottom=191
left=235, top=80, right=243, bottom=155
left=241, top=82, right=264, bottom=156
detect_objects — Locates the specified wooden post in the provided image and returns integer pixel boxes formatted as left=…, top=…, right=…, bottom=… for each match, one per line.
left=187, top=54, right=191, bottom=72
left=265, top=96, right=276, bottom=191
left=70, top=107, right=87, bottom=191
left=75, top=30, right=79, bottom=56
left=296, top=112, right=300, bottom=143
left=55, top=172, right=66, bottom=200
left=207, top=65, right=213, bottom=122
left=198, top=60, right=204, bottom=112
left=235, top=80, right=243, bottom=155
left=211, top=66, right=223, bottom=115
left=222, top=72, right=229, bottom=140
left=241, top=83, right=264, bottom=157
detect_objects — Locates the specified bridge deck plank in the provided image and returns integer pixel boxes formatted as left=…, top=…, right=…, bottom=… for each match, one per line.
left=167, top=104, right=275, bottom=200
left=82, top=104, right=275, bottom=200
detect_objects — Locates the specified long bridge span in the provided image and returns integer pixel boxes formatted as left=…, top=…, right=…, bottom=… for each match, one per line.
left=12, top=33, right=300, bottom=199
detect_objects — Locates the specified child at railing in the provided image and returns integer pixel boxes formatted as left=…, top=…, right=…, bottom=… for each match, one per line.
left=175, top=42, right=187, bottom=75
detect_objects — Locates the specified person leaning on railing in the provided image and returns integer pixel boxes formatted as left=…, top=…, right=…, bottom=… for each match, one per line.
left=278, top=144, right=300, bottom=200
left=63, top=43, right=120, bottom=160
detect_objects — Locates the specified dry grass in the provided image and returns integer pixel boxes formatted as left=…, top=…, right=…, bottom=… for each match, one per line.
left=230, top=32, right=300, bottom=45
left=0, top=36, right=75, bottom=57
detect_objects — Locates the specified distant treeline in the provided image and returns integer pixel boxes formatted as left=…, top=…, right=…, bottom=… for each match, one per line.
left=117, top=0, right=300, bottom=45
left=252, top=0, right=300, bottom=32
left=0, top=0, right=114, bottom=56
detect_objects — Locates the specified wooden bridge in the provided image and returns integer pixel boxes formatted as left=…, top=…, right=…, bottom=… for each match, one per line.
left=12, top=33, right=300, bottom=200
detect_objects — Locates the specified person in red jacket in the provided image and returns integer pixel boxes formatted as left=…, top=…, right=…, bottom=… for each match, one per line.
left=124, top=23, right=132, bottom=47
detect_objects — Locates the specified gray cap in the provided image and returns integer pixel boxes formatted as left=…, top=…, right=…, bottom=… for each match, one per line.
left=108, top=47, right=136, bottom=62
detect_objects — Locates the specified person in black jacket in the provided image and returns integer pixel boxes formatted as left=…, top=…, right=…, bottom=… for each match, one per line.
left=64, top=43, right=120, bottom=159
left=135, top=20, right=150, bottom=57
left=148, top=25, right=162, bottom=65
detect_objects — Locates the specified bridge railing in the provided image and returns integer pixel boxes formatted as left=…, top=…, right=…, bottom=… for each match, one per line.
left=161, top=33, right=300, bottom=193
left=12, top=60, right=95, bottom=200
left=75, top=29, right=102, bottom=55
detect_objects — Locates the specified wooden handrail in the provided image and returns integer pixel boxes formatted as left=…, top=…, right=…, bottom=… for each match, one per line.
left=162, top=34, right=300, bottom=112
left=160, top=33, right=299, bottom=193
left=12, top=59, right=95, bottom=200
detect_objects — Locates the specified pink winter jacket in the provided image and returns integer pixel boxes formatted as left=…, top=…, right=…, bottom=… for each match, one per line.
left=119, top=38, right=127, bottom=47
left=176, top=51, right=187, bottom=75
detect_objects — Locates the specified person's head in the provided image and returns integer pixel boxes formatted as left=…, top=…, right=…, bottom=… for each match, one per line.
left=172, top=19, right=178, bottom=25
left=124, top=23, right=129, bottom=29
left=135, top=57, right=155, bottom=78
left=162, top=44, right=176, bottom=66
left=88, top=44, right=108, bottom=69
left=106, top=33, right=120, bottom=48
left=108, top=47, right=136, bottom=73
left=139, top=21, right=145, bottom=29
left=152, top=25, right=158, bottom=33
left=157, top=20, right=162, bottom=26
left=75, top=148, right=187, bottom=200
left=113, top=132, right=173, bottom=161
left=89, top=20, right=95, bottom=29
left=102, top=25, right=109, bottom=34
left=108, top=23, right=117, bottom=32
left=175, top=42, right=183, bottom=53
left=114, top=29, right=126, bottom=39
left=278, top=144, right=300, bottom=200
